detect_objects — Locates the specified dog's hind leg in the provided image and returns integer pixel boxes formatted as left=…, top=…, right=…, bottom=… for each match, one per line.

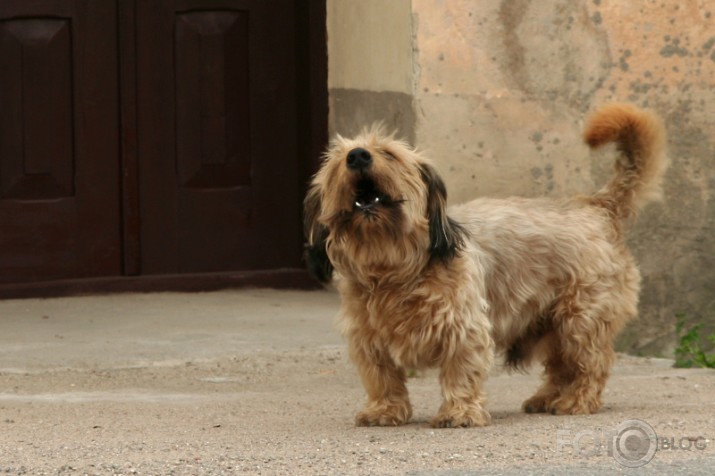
left=524, top=279, right=636, bottom=415
left=349, top=338, right=413, bottom=427
left=522, top=332, right=578, bottom=414
left=550, top=316, right=616, bottom=415
left=523, top=327, right=613, bottom=415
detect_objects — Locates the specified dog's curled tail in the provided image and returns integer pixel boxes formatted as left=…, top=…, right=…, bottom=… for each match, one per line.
left=583, top=103, right=668, bottom=219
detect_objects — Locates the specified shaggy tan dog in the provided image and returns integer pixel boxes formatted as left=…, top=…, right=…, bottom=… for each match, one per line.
left=304, top=104, right=667, bottom=428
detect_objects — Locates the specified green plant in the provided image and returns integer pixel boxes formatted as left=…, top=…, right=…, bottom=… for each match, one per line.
left=674, top=314, right=715, bottom=369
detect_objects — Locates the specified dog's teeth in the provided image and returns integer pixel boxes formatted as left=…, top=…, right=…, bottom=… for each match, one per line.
left=355, top=197, right=380, bottom=209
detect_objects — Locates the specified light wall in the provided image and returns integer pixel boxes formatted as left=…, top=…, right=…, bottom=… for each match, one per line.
left=327, top=0, right=416, bottom=142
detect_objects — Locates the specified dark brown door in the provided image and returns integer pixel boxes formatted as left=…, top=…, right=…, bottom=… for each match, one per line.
left=135, top=0, right=304, bottom=274
left=0, top=1, right=121, bottom=284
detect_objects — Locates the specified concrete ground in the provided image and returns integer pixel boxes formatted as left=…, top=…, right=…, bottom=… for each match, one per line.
left=0, top=289, right=713, bottom=475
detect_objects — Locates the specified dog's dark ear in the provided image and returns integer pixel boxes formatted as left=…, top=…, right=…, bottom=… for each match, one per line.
left=419, top=163, right=466, bottom=261
left=303, top=185, right=334, bottom=283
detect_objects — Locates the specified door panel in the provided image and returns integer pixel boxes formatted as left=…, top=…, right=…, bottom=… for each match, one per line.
left=136, top=0, right=303, bottom=274
left=174, top=10, right=251, bottom=189
left=0, top=18, right=74, bottom=200
left=0, top=1, right=121, bottom=284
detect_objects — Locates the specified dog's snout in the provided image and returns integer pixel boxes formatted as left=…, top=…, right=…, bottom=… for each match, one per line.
left=347, top=148, right=372, bottom=170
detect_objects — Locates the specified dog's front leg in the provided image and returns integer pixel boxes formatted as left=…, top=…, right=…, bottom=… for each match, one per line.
left=432, top=329, right=493, bottom=428
left=349, top=337, right=412, bottom=427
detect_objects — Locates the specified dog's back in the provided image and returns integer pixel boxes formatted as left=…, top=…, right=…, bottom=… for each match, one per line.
left=451, top=197, right=632, bottom=352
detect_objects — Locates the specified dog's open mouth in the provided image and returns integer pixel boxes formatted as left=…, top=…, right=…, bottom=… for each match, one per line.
left=353, top=178, right=388, bottom=212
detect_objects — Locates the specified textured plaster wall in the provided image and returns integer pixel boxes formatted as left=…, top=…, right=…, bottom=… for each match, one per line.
left=326, top=0, right=715, bottom=356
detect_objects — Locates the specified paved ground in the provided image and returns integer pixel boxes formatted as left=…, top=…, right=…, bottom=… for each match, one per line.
left=0, top=289, right=713, bottom=475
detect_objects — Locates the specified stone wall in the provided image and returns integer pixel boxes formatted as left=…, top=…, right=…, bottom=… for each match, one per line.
left=326, top=0, right=715, bottom=356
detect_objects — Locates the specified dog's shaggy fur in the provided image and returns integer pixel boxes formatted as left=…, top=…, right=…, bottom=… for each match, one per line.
left=304, top=104, right=668, bottom=428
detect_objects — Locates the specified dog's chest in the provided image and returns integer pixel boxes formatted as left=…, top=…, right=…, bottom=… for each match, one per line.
left=361, top=291, right=453, bottom=368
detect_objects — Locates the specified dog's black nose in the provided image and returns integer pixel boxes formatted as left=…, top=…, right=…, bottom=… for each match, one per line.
left=347, top=148, right=372, bottom=170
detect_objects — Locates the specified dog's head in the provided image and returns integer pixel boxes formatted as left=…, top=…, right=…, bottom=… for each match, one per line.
left=304, top=126, right=465, bottom=283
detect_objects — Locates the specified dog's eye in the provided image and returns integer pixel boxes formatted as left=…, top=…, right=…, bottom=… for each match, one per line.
left=383, top=151, right=398, bottom=161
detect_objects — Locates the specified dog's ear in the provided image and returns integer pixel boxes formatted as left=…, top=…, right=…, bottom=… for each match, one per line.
left=303, top=185, right=334, bottom=283
left=419, top=163, right=466, bottom=261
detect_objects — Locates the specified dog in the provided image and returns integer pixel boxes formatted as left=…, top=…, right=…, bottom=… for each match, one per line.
left=303, top=104, right=667, bottom=428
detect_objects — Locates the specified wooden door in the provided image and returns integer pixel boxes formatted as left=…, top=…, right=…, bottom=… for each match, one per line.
left=0, top=1, right=121, bottom=284
left=135, top=0, right=305, bottom=274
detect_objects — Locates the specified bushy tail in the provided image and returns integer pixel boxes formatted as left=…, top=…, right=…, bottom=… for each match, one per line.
left=583, top=103, right=668, bottom=220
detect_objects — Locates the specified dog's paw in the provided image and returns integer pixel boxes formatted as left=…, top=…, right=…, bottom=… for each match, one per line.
left=522, top=395, right=553, bottom=414
left=355, top=402, right=412, bottom=427
left=523, top=393, right=601, bottom=415
left=431, top=405, right=491, bottom=428
left=549, top=395, right=601, bottom=415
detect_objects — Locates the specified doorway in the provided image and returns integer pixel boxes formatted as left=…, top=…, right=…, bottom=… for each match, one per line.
left=0, top=0, right=327, bottom=295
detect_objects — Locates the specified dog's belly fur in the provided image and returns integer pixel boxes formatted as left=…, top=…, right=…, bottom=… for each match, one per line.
left=451, top=197, right=640, bottom=364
